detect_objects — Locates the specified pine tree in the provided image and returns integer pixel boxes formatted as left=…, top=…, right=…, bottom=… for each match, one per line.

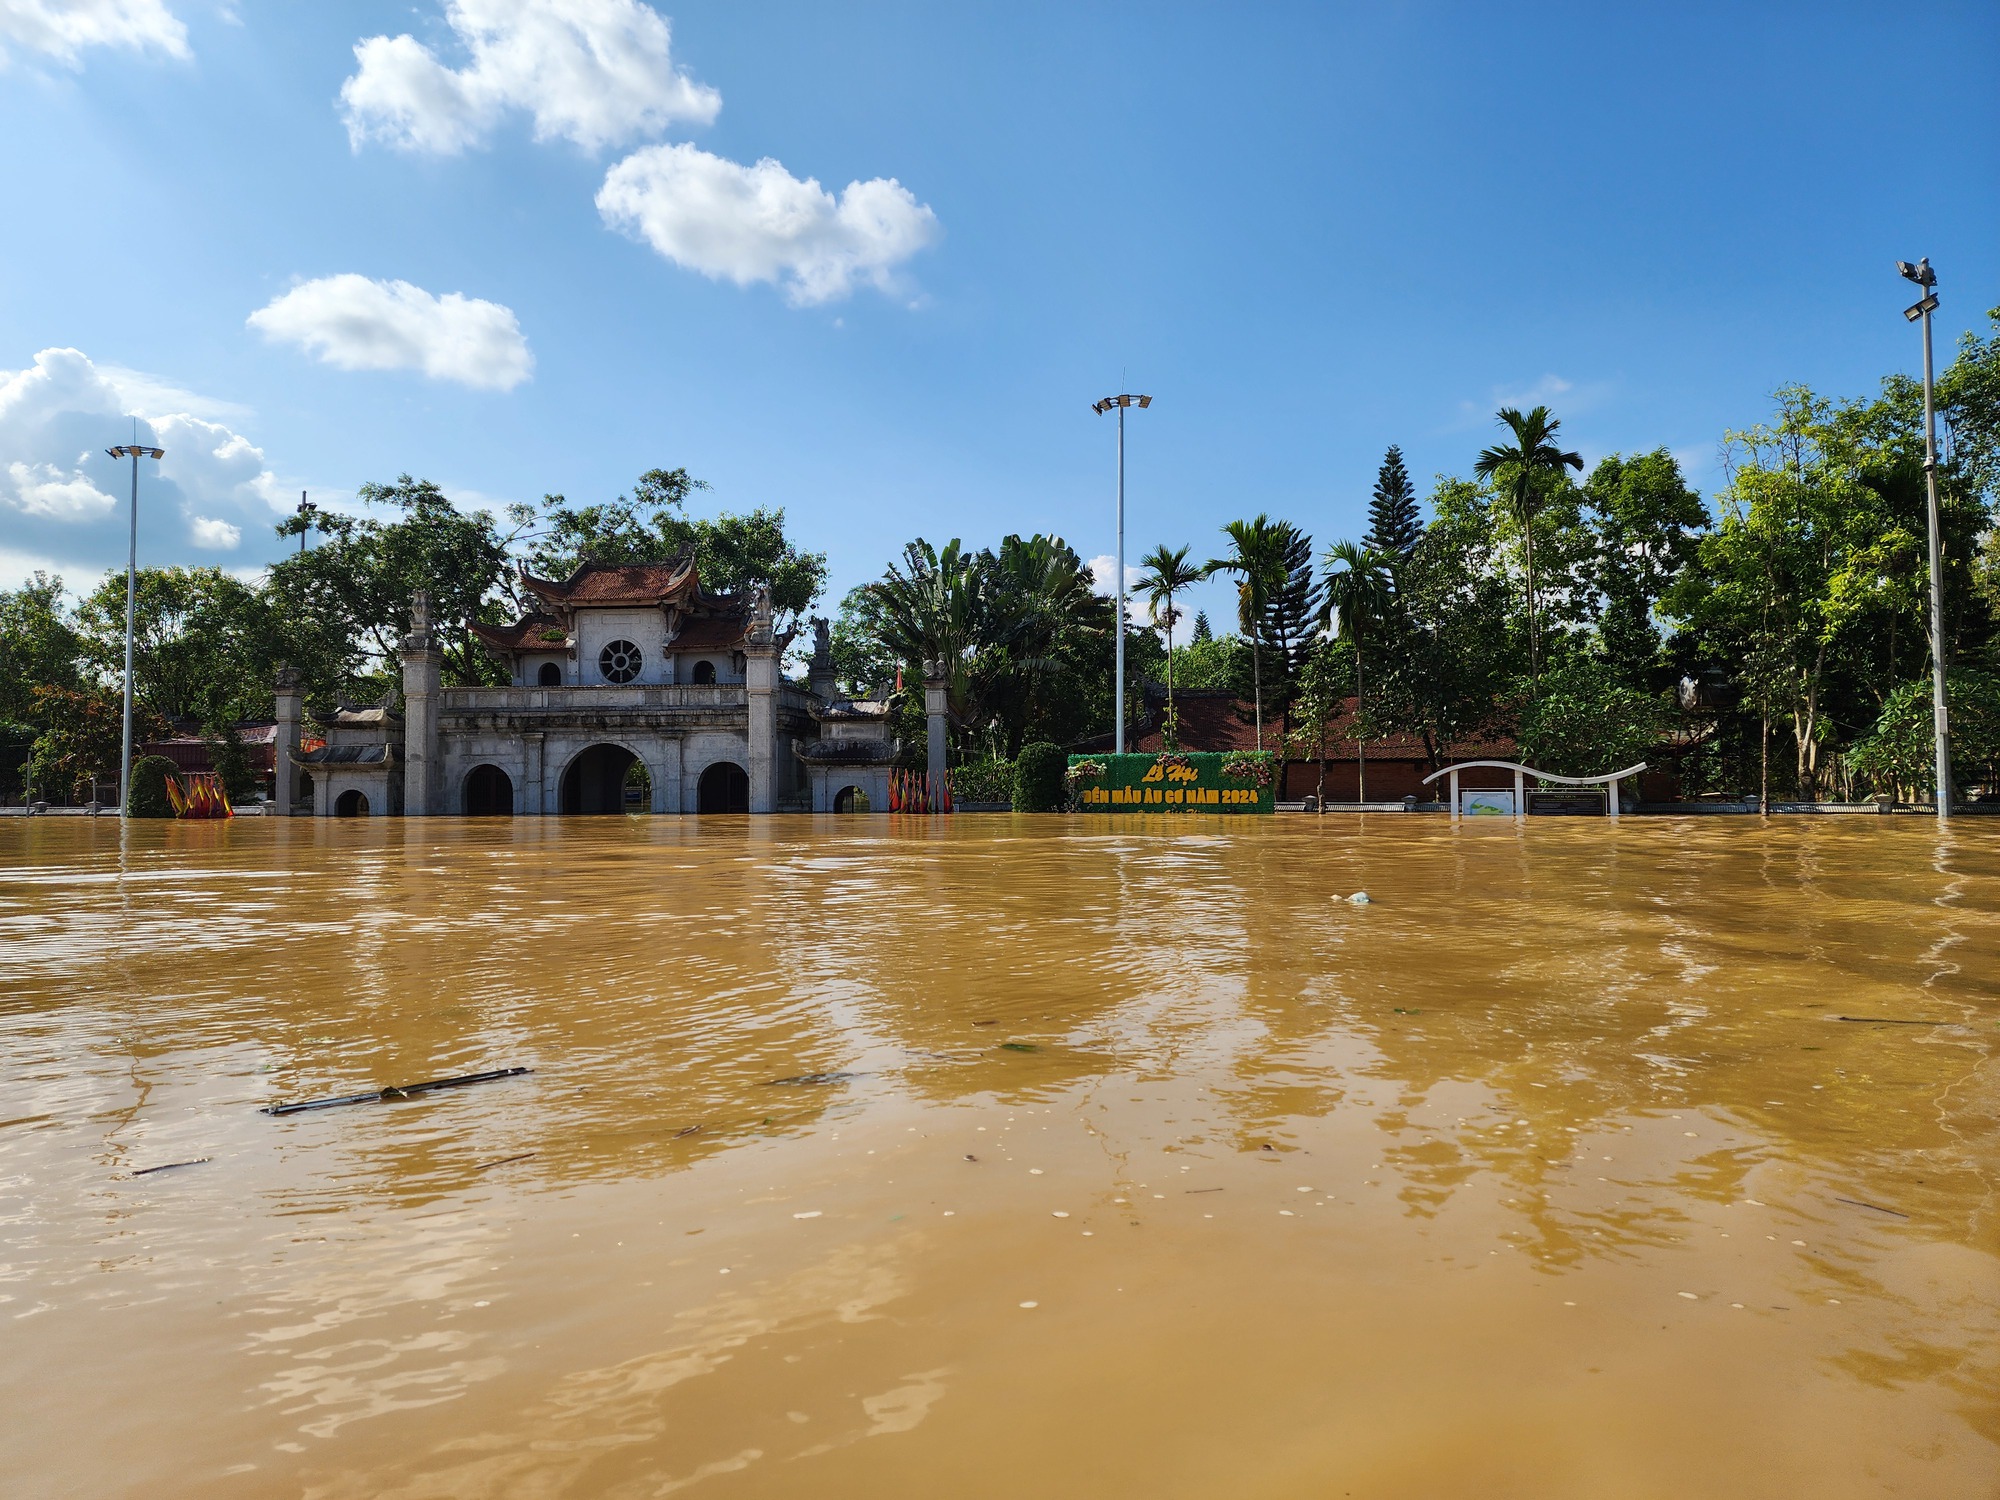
left=1191, top=610, right=1212, bottom=643
left=1364, top=445, right=1422, bottom=559
left=1259, top=524, right=1325, bottom=740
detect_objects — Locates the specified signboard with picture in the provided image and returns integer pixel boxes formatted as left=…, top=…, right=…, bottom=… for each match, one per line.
left=1459, top=788, right=1517, bottom=817
left=1066, top=752, right=1276, bottom=814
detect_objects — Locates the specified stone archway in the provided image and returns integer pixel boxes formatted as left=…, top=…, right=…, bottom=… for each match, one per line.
left=697, top=760, right=749, bottom=813
left=833, top=784, right=870, bottom=813
left=464, top=763, right=514, bottom=815
left=562, top=743, right=649, bottom=814
left=334, top=788, right=369, bottom=817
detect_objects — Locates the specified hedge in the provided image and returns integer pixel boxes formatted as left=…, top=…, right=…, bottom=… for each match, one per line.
left=126, top=755, right=179, bottom=818
left=1013, top=742, right=1067, bottom=812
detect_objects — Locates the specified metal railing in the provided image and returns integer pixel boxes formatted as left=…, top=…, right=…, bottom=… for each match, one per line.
left=441, top=684, right=751, bottom=711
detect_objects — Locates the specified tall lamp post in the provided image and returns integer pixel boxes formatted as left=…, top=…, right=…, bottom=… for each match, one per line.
left=1091, top=392, right=1151, bottom=753
left=105, top=443, right=164, bottom=816
left=295, top=491, right=318, bottom=554
left=1897, top=257, right=1950, bottom=821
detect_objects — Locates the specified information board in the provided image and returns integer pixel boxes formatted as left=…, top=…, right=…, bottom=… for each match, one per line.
left=1068, top=752, right=1276, bottom=814
left=1528, top=789, right=1607, bottom=816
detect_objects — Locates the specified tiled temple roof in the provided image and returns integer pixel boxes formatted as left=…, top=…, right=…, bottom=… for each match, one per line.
left=469, top=613, right=569, bottom=650
left=518, top=557, right=701, bottom=607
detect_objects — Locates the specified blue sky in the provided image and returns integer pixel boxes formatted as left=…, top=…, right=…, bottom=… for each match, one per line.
left=2, top=1, right=1996, bottom=632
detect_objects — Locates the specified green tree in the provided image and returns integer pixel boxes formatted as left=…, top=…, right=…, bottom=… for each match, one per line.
left=270, top=476, right=515, bottom=695
left=1208, top=515, right=1291, bottom=751
left=1848, top=669, right=2000, bottom=801
left=205, top=721, right=258, bottom=804
left=1369, top=478, right=1522, bottom=769
left=1321, top=540, right=1394, bottom=799
left=76, top=566, right=292, bottom=727
left=1580, top=450, right=1707, bottom=683
left=1165, top=632, right=1245, bottom=691
left=1514, top=657, right=1670, bottom=778
left=0, top=573, right=84, bottom=728
left=1259, top=523, right=1324, bottom=744
left=1474, top=405, right=1584, bottom=687
left=1364, top=445, right=1423, bottom=562
left=525, top=467, right=827, bottom=627
left=1135, top=543, right=1208, bottom=738
left=27, top=683, right=164, bottom=804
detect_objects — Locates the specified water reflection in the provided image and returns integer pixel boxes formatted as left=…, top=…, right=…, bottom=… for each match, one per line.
left=1, top=815, right=1995, bottom=1495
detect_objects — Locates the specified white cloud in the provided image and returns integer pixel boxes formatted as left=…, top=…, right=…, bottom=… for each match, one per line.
left=340, top=0, right=719, bottom=154
left=0, top=0, right=189, bottom=66
left=247, top=275, right=533, bottom=391
left=597, top=144, right=939, bottom=305
left=7, top=461, right=116, bottom=520
left=0, top=347, right=301, bottom=584
left=188, top=515, right=241, bottom=549
left=1087, top=554, right=1151, bottom=627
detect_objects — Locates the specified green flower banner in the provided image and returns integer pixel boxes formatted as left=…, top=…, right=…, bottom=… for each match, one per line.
left=1065, top=752, right=1276, bottom=814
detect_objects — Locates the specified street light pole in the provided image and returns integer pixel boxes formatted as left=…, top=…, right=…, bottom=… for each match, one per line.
left=295, top=491, right=317, bottom=554
left=105, top=443, right=165, bottom=815
left=1898, top=258, right=1950, bottom=821
left=1092, top=393, right=1152, bottom=753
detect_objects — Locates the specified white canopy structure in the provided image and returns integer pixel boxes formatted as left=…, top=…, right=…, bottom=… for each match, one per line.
left=1421, top=760, right=1648, bottom=821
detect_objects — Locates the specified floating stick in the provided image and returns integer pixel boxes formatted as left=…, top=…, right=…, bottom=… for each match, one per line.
left=262, top=1067, right=532, bottom=1116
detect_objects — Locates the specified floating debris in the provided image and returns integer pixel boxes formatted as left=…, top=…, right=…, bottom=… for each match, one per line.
left=263, top=1067, right=532, bottom=1116
left=1833, top=1195, right=1909, bottom=1219
left=473, top=1152, right=536, bottom=1171
left=1346, top=892, right=1372, bottom=905
left=673, top=1124, right=703, bottom=1139
left=999, top=1043, right=1038, bottom=1054
left=131, top=1158, right=211, bottom=1177
left=765, top=1071, right=861, bottom=1086
left=1834, top=1016, right=1949, bottom=1026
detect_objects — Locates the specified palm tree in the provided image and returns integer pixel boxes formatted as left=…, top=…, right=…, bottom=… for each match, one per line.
left=1321, top=540, right=1394, bottom=801
left=861, top=538, right=982, bottom=687
left=1208, top=516, right=1290, bottom=751
left=1135, top=544, right=1208, bottom=737
left=1472, top=404, right=1582, bottom=688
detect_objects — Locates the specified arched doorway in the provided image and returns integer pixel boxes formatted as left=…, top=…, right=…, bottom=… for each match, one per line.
left=833, top=784, right=870, bottom=813
left=464, top=764, right=514, bottom=815
left=698, top=761, right=749, bottom=813
left=538, top=662, right=562, bottom=686
left=691, top=659, right=717, bottom=685
left=334, top=789, right=369, bottom=817
left=562, top=743, right=648, bottom=814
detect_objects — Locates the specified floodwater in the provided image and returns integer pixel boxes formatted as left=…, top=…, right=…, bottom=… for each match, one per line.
left=2, top=816, right=1996, bottom=1500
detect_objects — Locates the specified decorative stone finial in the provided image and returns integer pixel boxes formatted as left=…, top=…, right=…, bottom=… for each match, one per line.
left=274, top=664, right=302, bottom=692
left=401, top=589, right=435, bottom=653
left=746, top=581, right=775, bottom=648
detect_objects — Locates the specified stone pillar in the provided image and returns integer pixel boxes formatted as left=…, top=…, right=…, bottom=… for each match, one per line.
left=273, top=665, right=302, bottom=814
left=924, top=659, right=949, bottom=807
left=744, top=584, right=778, bottom=813
left=400, top=591, right=443, bottom=817
left=807, top=617, right=836, bottom=701
left=523, top=732, right=544, bottom=819
left=658, top=736, right=684, bottom=813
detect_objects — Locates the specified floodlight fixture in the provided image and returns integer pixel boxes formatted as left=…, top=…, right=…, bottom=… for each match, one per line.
left=1895, top=258, right=1951, bottom=819
left=1092, top=393, right=1152, bottom=414
left=104, top=443, right=166, bottom=817
left=1093, top=393, right=1154, bottom=753
left=1896, top=257, right=1936, bottom=289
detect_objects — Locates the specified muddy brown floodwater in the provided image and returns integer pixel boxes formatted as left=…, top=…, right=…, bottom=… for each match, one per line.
left=2, top=815, right=1997, bottom=1499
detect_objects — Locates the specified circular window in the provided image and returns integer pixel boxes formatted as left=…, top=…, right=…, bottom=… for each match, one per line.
left=598, top=639, right=642, bottom=684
